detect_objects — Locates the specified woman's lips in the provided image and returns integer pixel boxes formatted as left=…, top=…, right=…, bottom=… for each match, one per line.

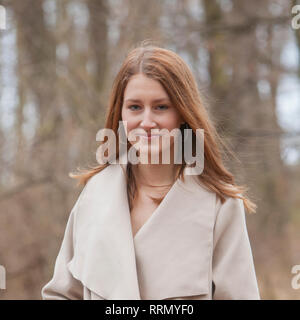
left=136, top=134, right=160, bottom=140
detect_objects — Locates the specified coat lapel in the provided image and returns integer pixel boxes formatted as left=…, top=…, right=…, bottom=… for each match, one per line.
left=132, top=167, right=216, bottom=299
left=67, top=163, right=141, bottom=299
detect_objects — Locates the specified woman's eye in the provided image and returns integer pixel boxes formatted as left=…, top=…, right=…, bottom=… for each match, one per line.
left=155, top=105, right=168, bottom=110
left=128, top=105, right=169, bottom=111
left=129, top=105, right=141, bottom=111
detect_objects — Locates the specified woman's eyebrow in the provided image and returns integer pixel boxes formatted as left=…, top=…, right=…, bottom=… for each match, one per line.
left=124, top=98, right=170, bottom=103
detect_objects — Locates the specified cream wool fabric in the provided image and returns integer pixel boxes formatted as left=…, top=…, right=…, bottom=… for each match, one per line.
left=41, top=163, right=260, bottom=300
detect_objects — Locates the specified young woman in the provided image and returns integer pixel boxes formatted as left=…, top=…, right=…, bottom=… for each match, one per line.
left=41, top=43, right=260, bottom=300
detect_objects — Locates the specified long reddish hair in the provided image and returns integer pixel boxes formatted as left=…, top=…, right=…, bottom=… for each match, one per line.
left=70, top=41, right=257, bottom=214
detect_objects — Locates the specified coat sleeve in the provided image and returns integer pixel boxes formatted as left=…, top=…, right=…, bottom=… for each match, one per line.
left=41, top=188, right=86, bottom=300
left=212, top=196, right=260, bottom=300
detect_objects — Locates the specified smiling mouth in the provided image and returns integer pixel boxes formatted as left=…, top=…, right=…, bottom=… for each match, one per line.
left=136, top=134, right=161, bottom=139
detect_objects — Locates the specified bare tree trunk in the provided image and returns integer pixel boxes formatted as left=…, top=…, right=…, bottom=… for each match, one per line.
left=86, top=0, right=109, bottom=94
left=11, top=0, right=61, bottom=177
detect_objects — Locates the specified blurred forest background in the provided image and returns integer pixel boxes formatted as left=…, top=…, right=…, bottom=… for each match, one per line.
left=0, top=0, right=299, bottom=299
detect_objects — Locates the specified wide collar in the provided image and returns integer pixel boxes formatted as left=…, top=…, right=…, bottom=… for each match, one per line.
left=67, top=162, right=216, bottom=299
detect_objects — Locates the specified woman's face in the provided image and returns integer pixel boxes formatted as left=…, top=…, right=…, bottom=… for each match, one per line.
left=121, top=73, right=184, bottom=163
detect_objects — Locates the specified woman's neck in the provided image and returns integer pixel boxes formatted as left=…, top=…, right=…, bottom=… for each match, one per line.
left=132, top=163, right=181, bottom=189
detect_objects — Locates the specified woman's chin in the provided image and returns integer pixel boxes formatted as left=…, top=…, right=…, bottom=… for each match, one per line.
left=138, top=146, right=175, bottom=164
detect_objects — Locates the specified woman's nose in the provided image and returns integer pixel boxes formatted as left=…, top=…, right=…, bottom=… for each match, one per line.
left=140, top=111, right=156, bottom=129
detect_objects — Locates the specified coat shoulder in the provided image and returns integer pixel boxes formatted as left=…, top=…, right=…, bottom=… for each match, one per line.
left=187, top=177, right=245, bottom=223
left=71, top=164, right=125, bottom=227
left=84, top=164, right=118, bottom=189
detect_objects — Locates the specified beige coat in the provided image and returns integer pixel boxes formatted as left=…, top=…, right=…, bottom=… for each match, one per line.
left=41, top=163, right=260, bottom=300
